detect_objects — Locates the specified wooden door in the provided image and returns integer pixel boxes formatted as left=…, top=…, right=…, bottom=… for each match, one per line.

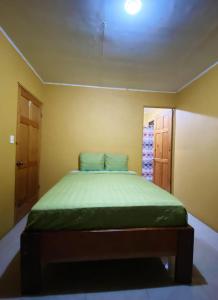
left=153, top=109, right=173, bottom=192
left=15, top=85, right=42, bottom=222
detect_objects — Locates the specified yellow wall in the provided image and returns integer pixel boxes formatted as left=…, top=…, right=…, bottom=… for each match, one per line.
left=0, top=32, right=44, bottom=237
left=143, top=108, right=165, bottom=126
left=40, top=86, right=175, bottom=195
left=174, top=65, right=218, bottom=230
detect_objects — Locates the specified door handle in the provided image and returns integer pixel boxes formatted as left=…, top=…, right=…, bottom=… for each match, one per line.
left=16, top=160, right=24, bottom=167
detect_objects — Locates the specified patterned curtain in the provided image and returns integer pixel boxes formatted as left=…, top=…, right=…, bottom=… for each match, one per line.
left=142, top=125, right=154, bottom=181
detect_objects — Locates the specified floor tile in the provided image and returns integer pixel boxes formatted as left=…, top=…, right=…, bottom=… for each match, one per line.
left=85, top=289, right=149, bottom=300
left=147, top=285, right=211, bottom=300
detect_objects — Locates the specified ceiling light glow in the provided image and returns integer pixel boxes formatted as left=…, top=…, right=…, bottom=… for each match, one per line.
left=124, top=0, right=142, bottom=15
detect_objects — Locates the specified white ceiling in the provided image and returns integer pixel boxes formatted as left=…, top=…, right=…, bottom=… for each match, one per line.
left=0, top=0, right=218, bottom=92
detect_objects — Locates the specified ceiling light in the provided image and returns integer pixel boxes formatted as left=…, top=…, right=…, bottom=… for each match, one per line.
left=124, top=0, right=142, bottom=15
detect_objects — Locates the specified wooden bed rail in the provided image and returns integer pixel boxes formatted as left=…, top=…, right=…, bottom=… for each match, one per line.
left=21, top=225, right=194, bottom=294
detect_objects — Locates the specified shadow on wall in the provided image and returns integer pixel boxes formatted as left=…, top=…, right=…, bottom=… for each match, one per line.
left=173, top=109, right=218, bottom=230
left=174, top=110, right=218, bottom=152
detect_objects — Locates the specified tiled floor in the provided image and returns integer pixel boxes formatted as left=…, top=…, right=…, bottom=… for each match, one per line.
left=0, top=214, right=217, bottom=300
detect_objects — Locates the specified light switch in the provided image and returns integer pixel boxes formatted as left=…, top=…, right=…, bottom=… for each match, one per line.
left=9, top=135, right=15, bottom=144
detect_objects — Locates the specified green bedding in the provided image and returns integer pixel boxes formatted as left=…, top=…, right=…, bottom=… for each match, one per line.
left=26, top=172, right=187, bottom=231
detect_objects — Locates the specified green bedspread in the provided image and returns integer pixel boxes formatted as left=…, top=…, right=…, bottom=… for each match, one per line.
left=27, top=172, right=187, bottom=230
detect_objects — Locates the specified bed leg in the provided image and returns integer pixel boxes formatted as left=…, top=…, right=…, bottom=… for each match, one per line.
left=20, top=232, right=43, bottom=294
left=175, top=227, right=194, bottom=284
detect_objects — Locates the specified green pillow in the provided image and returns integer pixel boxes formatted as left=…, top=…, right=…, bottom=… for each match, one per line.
left=80, top=153, right=104, bottom=171
left=105, top=153, right=128, bottom=171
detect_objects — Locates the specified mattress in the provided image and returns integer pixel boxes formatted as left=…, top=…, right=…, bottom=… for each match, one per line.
left=26, top=171, right=187, bottom=231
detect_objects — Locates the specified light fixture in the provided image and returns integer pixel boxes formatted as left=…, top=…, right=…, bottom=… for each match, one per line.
left=124, top=0, right=142, bottom=15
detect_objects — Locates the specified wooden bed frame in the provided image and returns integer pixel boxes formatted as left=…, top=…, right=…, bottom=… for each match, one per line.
left=21, top=225, right=194, bottom=294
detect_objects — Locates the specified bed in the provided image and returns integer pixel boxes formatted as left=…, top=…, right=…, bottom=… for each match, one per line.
left=21, top=171, right=194, bottom=294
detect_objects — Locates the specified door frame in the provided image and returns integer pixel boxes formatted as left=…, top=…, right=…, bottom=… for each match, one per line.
left=142, top=106, right=175, bottom=193
left=14, top=82, right=42, bottom=224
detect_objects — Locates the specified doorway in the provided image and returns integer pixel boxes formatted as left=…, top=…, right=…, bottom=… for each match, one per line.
left=142, top=108, right=173, bottom=192
left=15, top=84, right=42, bottom=223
